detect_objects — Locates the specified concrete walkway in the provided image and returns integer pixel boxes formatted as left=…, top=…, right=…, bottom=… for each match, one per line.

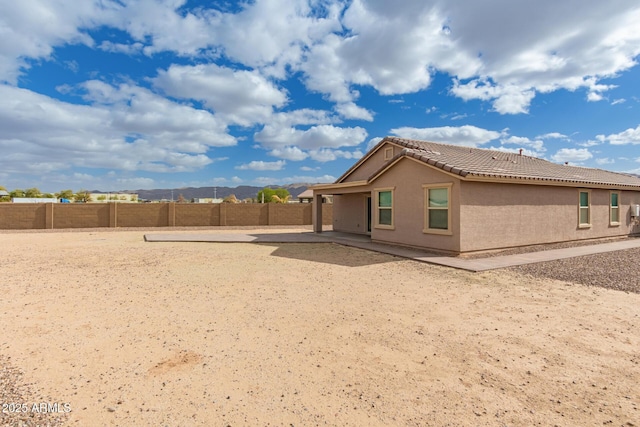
left=144, top=231, right=640, bottom=272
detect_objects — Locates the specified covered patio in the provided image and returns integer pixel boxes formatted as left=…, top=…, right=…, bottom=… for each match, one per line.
left=311, top=184, right=373, bottom=235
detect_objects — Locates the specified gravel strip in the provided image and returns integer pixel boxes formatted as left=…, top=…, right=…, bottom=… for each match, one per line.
left=508, top=247, right=640, bottom=293
left=462, top=236, right=638, bottom=259
left=0, top=355, right=69, bottom=427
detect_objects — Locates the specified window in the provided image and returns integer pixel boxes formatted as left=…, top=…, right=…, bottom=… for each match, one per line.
left=610, top=191, right=620, bottom=225
left=423, top=183, right=452, bottom=235
left=374, top=188, right=394, bottom=229
left=578, top=190, right=591, bottom=228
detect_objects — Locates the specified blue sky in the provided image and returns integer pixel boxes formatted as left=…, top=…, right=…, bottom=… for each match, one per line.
left=1, top=0, right=640, bottom=193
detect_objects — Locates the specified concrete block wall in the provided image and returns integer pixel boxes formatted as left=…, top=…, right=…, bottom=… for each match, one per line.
left=53, top=204, right=110, bottom=228
left=224, top=204, right=269, bottom=226
left=0, top=203, right=332, bottom=229
left=116, top=204, right=170, bottom=227
left=175, top=204, right=221, bottom=226
left=0, top=204, right=47, bottom=229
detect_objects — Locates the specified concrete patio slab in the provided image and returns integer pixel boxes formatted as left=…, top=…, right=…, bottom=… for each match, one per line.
left=144, top=231, right=640, bottom=272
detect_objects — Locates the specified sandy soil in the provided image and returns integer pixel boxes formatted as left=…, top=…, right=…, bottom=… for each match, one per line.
left=1, top=229, right=639, bottom=426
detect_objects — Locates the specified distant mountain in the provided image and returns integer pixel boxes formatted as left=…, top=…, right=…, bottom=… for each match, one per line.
left=96, top=183, right=314, bottom=201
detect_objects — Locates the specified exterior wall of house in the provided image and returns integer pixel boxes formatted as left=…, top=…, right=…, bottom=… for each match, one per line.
left=332, top=193, right=369, bottom=234
left=459, top=181, right=640, bottom=252
left=344, top=142, right=399, bottom=182
left=369, top=158, right=462, bottom=252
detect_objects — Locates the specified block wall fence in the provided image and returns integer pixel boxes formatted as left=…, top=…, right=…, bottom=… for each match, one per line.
left=0, top=203, right=333, bottom=230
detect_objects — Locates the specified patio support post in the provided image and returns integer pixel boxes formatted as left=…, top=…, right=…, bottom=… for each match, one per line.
left=312, top=193, right=323, bottom=233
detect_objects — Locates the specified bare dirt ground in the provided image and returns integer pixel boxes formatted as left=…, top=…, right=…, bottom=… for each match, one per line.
left=1, top=229, right=639, bottom=426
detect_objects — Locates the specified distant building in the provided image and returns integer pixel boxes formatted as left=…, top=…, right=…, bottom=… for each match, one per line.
left=12, top=198, right=58, bottom=203
left=90, top=193, right=139, bottom=203
left=297, top=189, right=332, bottom=204
left=192, top=198, right=224, bottom=204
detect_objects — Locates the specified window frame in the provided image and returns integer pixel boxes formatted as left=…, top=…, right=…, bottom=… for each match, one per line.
left=423, top=183, right=453, bottom=235
left=578, top=189, right=592, bottom=228
left=374, top=187, right=395, bottom=230
left=610, top=190, right=621, bottom=226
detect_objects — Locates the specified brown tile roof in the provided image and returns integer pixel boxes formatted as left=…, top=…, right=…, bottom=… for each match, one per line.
left=347, top=137, right=640, bottom=188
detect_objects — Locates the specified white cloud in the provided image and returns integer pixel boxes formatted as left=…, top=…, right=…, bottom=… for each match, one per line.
left=300, top=166, right=320, bottom=171
left=0, top=83, right=235, bottom=174
left=153, top=63, right=288, bottom=127
left=235, top=160, right=286, bottom=171
left=487, top=146, right=541, bottom=157
left=587, top=91, right=604, bottom=102
left=0, top=0, right=110, bottom=83
left=500, top=136, right=545, bottom=154
left=597, top=125, right=640, bottom=145
left=595, top=158, right=615, bottom=165
left=308, top=149, right=363, bottom=162
left=255, top=124, right=367, bottom=150
left=254, top=174, right=335, bottom=185
left=301, top=1, right=479, bottom=105
left=577, top=140, right=601, bottom=147
left=300, top=0, right=640, bottom=114
left=268, top=146, right=309, bottom=161
left=335, top=102, right=374, bottom=121
left=391, top=125, right=501, bottom=147
left=366, top=137, right=384, bottom=151
left=611, top=98, right=626, bottom=105
left=536, top=132, right=568, bottom=140
left=452, top=80, right=535, bottom=114
left=550, top=148, right=593, bottom=163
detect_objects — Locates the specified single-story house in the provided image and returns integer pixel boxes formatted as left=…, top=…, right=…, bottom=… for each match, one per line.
left=311, top=137, right=640, bottom=254
left=297, top=189, right=332, bottom=204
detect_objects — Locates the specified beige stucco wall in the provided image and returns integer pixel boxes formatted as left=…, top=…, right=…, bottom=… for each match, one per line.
left=459, top=182, right=640, bottom=252
left=331, top=158, right=463, bottom=252
left=332, top=194, right=369, bottom=234
left=369, top=158, right=461, bottom=252
left=344, top=143, right=399, bottom=182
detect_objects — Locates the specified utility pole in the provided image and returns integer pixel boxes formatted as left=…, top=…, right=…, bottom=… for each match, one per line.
left=214, top=187, right=217, bottom=199
left=171, top=189, right=174, bottom=202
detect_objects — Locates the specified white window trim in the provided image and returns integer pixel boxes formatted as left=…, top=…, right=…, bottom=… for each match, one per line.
left=384, top=147, right=394, bottom=161
left=423, top=183, right=453, bottom=236
left=610, top=190, right=621, bottom=226
left=578, top=189, right=591, bottom=229
left=374, top=187, right=395, bottom=230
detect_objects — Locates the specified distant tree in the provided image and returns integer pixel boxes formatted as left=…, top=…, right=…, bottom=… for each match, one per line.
left=222, top=194, right=239, bottom=203
left=42, top=193, right=55, bottom=198
left=257, top=188, right=274, bottom=203
left=0, top=185, right=9, bottom=202
left=271, top=194, right=291, bottom=203
left=257, top=188, right=291, bottom=203
left=24, top=187, right=41, bottom=198
left=177, top=194, right=186, bottom=203
left=96, top=195, right=107, bottom=201
left=131, top=195, right=138, bottom=202
left=56, top=189, right=74, bottom=200
left=74, top=190, right=92, bottom=203
left=10, top=189, right=25, bottom=198
left=242, top=198, right=254, bottom=203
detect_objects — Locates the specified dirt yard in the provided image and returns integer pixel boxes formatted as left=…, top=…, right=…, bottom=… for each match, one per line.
left=1, top=229, right=639, bottom=426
